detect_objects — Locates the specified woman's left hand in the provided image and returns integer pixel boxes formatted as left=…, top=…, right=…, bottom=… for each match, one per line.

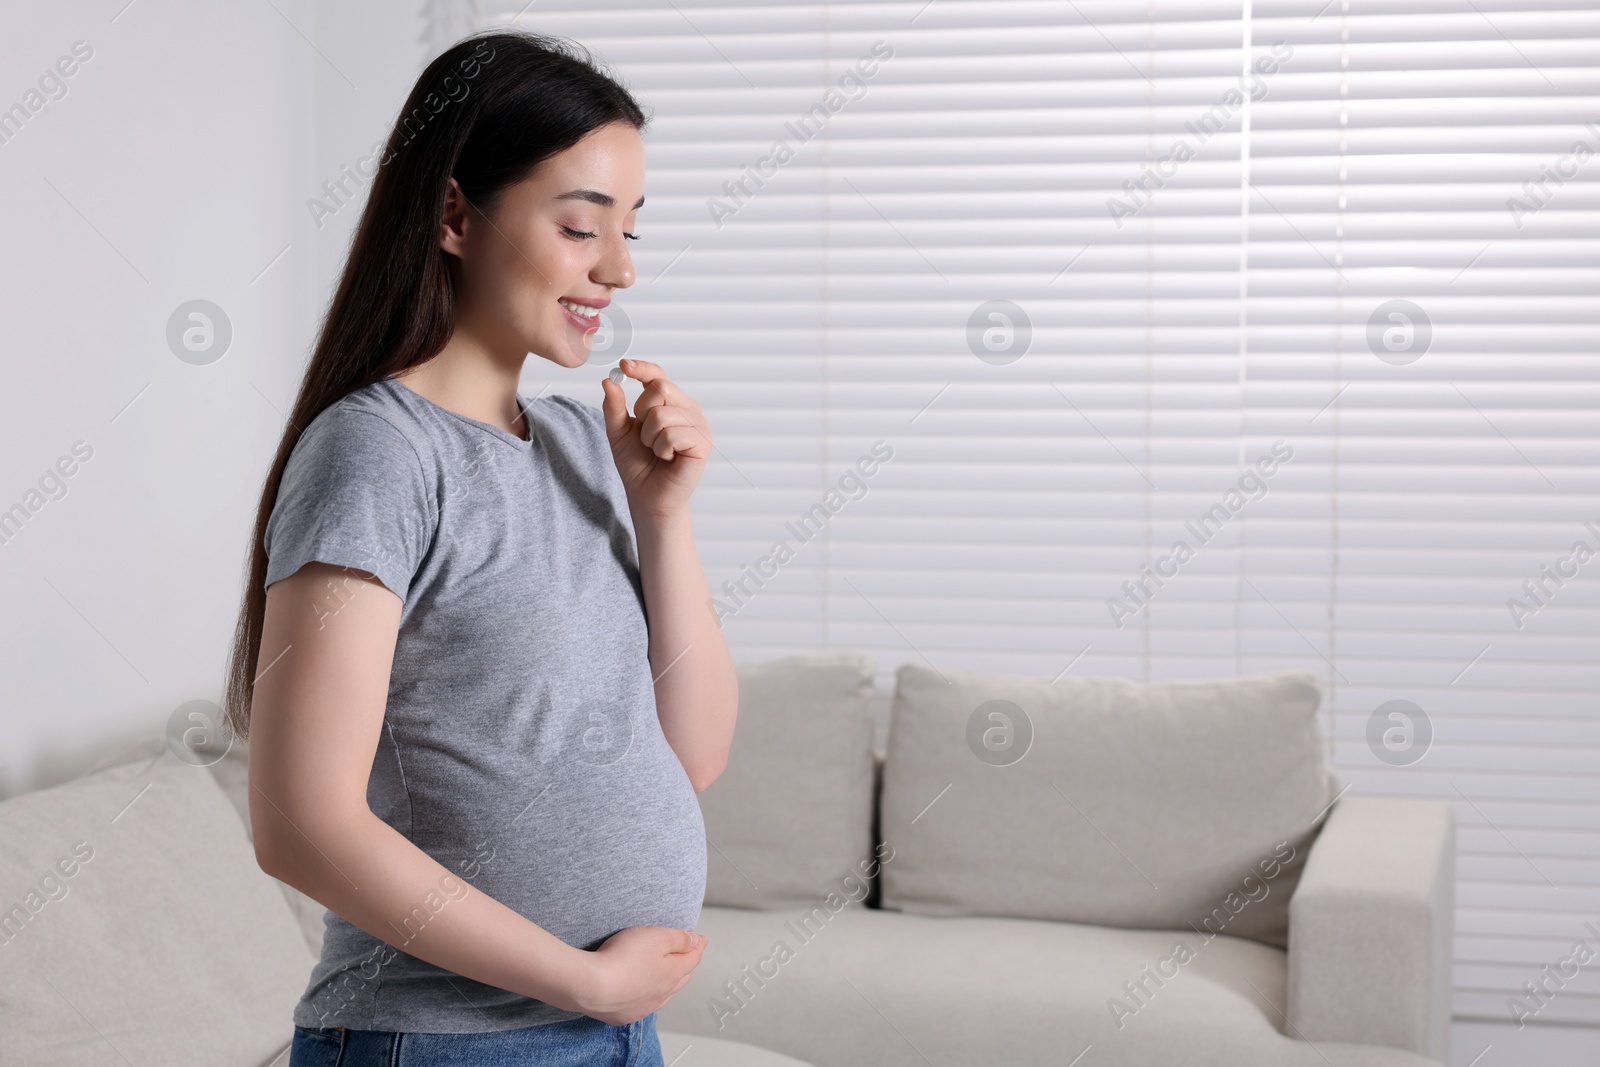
left=600, top=358, right=711, bottom=522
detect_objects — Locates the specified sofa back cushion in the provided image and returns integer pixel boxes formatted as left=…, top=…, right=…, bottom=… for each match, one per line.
left=0, top=744, right=315, bottom=1066
left=878, top=664, right=1337, bottom=946
left=699, top=651, right=880, bottom=909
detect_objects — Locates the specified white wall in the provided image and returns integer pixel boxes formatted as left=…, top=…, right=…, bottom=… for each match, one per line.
left=0, top=1, right=424, bottom=797
left=1452, top=1019, right=1600, bottom=1066
left=306, top=1, right=430, bottom=300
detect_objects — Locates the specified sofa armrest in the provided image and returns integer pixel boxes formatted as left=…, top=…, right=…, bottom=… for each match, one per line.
left=1287, top=796, right=1454, bottom=1063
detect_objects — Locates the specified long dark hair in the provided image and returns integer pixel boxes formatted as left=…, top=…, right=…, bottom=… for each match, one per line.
left=224, top=30, right=648, bottom=738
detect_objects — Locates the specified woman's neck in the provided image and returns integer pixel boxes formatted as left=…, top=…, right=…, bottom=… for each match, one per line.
left=393, top=332, right=529, bottom=440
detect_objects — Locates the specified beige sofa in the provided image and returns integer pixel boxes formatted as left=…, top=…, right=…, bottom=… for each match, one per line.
left=0, top=652, right=1454, bottom=1067
left=0, top=734, right=805, bottom=1066
left=662, top=653, right=1456, bottom=1067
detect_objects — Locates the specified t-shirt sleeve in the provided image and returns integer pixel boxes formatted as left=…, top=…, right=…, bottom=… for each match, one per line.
left=263, top=405, right=436, bottom=601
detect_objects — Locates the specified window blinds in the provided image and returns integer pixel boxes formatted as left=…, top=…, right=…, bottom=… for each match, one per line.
left=436, top=0, right=1600, bottom=1027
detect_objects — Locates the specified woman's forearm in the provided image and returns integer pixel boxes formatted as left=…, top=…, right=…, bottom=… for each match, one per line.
left=255, top=804, right=598, bottom=1017
left=632, top=508, right=738, bottom=791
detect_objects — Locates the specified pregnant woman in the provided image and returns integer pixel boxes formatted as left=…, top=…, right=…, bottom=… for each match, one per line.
left=223, top=30, right=736, bottom=1066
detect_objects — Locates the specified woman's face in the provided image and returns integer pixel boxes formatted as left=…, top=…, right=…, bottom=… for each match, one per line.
left=444, top=120, right=645, bottom=369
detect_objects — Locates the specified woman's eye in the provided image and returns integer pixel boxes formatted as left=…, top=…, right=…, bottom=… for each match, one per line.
left=561, top=225, right=640, bottom=241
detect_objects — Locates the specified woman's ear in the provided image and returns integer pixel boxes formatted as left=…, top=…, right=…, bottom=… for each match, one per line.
left=439, top=176, right=471, bottom=257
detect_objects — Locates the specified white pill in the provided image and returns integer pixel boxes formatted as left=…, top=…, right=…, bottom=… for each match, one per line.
left=608, top=366, right=626, bottom=386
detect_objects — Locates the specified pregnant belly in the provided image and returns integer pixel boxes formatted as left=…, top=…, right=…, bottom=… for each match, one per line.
left=429, top=737, right=708, bottom=952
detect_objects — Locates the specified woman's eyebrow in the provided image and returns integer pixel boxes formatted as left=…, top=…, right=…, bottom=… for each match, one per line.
left=555, top=189, right=645, bottom=210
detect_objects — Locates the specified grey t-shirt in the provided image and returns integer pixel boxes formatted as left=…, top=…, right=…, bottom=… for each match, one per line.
left=262, top=375, right=706, bottom=1033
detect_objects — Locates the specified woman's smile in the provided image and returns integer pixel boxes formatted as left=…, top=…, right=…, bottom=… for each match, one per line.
left=559, top=296, right=605, bottom=334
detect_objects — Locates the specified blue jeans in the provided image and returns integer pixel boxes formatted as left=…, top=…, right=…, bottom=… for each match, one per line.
left=288, top=1012, right=663, bottom=1067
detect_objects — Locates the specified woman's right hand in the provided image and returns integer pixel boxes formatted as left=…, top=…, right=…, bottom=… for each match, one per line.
left=576, top=925, right=709, bottom=1025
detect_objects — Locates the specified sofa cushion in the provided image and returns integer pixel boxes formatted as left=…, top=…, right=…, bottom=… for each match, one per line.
left=658, top=1029, right=817, bottom=1066
left=659, top=905, right=1440, bottom=1067
left=84, top=735, right=331, bottom=959
left=699, top=651, right=878, bottom=909
left=878, top=665, right=1337, bottom=946
left=0, top=745, right=315, bottom=1067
